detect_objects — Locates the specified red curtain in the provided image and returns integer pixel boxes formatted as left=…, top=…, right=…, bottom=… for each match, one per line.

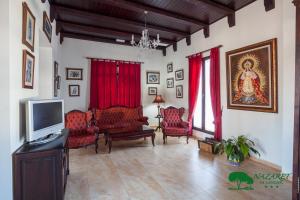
left=210, top=48, right=222, bottom=141
left=90, top=60, right=118, bottom=109
left=89, top=60, right=141, bottom=109
left=188, top=54, right=202, bottom=134
left=118, top=62, right=141, bottom=108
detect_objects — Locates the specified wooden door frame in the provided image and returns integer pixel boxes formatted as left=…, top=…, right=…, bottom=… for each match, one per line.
left=293, top=1, right=300, bottom=199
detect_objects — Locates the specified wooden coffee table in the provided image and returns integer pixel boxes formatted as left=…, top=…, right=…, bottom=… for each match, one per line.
left=104, top=125, right=155, bottom=153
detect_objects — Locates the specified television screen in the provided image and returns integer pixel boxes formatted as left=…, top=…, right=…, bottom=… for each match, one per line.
left=33, top=102, right=63, bottom=131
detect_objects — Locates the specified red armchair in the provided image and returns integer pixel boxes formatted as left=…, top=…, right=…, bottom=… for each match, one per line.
left=160, top=106, right=190, bottom=144
left=65, top=110, right=99, bottom=153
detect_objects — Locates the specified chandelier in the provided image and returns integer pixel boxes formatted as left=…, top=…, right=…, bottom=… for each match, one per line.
left=130, top=11, right=160, bottom=49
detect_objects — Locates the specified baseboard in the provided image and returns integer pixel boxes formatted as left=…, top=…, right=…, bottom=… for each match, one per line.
left=249, top=156, right=281, bottom=171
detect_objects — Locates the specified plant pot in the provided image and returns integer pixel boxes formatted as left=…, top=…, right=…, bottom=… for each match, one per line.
left=228, top=160, right=241, bottom=167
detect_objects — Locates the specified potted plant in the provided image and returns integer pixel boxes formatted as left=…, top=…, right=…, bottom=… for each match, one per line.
left=214, top=135, right=260, bottom=166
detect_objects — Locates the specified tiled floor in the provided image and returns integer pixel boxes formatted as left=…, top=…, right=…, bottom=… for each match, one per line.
left=65, top=132, right=291, bottom=200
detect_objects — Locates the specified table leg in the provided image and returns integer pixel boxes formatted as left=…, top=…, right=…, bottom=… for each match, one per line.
left=151, top=134, right=155, bottom=146
left=108, top=137, right=112, bottom=153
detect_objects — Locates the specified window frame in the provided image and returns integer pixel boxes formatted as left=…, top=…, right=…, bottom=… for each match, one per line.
left=192, top=56, right=214, bottom=135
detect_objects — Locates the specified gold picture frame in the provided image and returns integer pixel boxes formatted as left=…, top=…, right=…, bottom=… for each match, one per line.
left=226, top=38, right=278, bottom=113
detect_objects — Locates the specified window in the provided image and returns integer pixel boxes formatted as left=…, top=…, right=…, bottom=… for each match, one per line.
left=193, top=57, right=215, bottom=134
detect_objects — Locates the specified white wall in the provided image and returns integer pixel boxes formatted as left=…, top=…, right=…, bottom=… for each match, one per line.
left=162, top=0, right=295, bottom=173
left=0, top=0, right=12, bottom=199
left=9, top=0, right=62, bottom=152
left=61, top=39, right=165, bottom=126
left=0, top=0, right=62, bottom=199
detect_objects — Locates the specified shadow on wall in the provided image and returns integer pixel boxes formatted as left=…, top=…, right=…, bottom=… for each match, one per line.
left=19, top=100, right=27, bottom=141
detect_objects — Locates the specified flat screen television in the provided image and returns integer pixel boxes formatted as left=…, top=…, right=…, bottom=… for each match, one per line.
left=26, top=99, right=64, bottom=142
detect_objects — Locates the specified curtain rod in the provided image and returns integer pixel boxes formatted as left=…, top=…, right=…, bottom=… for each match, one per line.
left=186, top=45, right=223, bottom=58
left=85, top=57, right=144, bottom=64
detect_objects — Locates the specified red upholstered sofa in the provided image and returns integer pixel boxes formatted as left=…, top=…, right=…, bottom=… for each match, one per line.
left=94, top=106, right=149, bottom=131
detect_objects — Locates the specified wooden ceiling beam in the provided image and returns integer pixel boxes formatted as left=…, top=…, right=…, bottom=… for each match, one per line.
left=57, top=20, right=176, bottom=44
left=194, top=0, right=234, bottom=14
left=107, top=0, right=208, bottom=26
left=264, top=0, right=275, bottom=11
left=51, top=4, right=189, bottom=36
left=188, top=0, right=236, bottom=27
left=186, top=35, right=191, bottom=46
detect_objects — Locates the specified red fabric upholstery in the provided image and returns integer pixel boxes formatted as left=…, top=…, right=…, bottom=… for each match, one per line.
left=94, top=106, right=148, bottom=131
left=65, top=110, right=99, bottom=152
left=160, top=107, right=190, bottom=144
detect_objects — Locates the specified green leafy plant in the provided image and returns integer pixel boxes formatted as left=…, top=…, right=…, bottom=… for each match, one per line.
left=215, top=135, right=260, bottom=164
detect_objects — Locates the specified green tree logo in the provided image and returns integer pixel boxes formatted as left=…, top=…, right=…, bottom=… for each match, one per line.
left=228, top=172, right=254, bottom=190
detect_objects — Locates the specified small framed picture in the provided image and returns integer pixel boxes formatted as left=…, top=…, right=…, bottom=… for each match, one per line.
left=147, top=71, right=160, bottom=84
left=22, top=2, right=36, bottom=52
left=167, top=78, right=174, bottom=88
left=57, top=76, right=61, bottom=89
left=176, top=85, right=183, bottom=98
left=167, top=63, right=173, bottom=73
left=43, top=11, right=52, bottom=43
left=175, top=69, right=184, bottom=81
left=22, top=50, right=35, bottom=89
left=148, top=87, right=157, bottom=95
left=54, top=61, right=58, bottom=97
left=69, top=85, right=80, bottom=97
left=66, top=68, right=83, bottom=80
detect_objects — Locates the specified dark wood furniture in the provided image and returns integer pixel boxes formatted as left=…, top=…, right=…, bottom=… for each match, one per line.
left=105, top=125, right=155, bottom=153
left=293, top=1, right=300, bottom=199
left=13, top=129, right=69, bottom=200
left=155, top=114, right=163, bottom=131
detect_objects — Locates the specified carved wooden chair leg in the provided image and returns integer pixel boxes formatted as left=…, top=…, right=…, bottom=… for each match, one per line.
left=163, top=133, right=166, bottom=144
left=186, top=134, right=189, bottom=144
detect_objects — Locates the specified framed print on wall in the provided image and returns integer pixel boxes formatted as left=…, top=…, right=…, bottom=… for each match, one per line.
left=54, top=61, right=59, bottom=97
left=69, top=85, right=80, bottom=97
left=22, top=2, right=35, bottom=52
left=66, top=68, right=83, bottom=80
left=167, top=78, right=174, bottom=88
left=226, top=38, right=278, bottom=113
left=22, top=50, right=35, bottom=89
left=148, top=87, right=157, bottom=95
left=146, top=71, right=160, bottom=84
left=176, top=85, right=183, bottom=98
left=167, top=63, right=173, bottom=73
left=43, top=11, right=52, bottom=43
left=175, top=69, right=184, bottom=81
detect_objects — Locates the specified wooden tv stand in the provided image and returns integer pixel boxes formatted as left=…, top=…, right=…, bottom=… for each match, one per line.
left=13, top=129, right=69, bottom=200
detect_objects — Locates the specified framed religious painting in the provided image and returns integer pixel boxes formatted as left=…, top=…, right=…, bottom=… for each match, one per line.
left=22, top=50, right=35, bottom=89
left=22, top=2, right=36, bottom=52
left=226, top=38, right=278, bottom=113
left=146, top=71, right=160, bottom=84
left=43, top=11, right=52, bottom=43
left=66, top=68, right=83, bottom=80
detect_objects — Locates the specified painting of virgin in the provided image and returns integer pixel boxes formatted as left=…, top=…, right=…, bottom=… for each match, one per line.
left=226, top=39, right=278, bottom=113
